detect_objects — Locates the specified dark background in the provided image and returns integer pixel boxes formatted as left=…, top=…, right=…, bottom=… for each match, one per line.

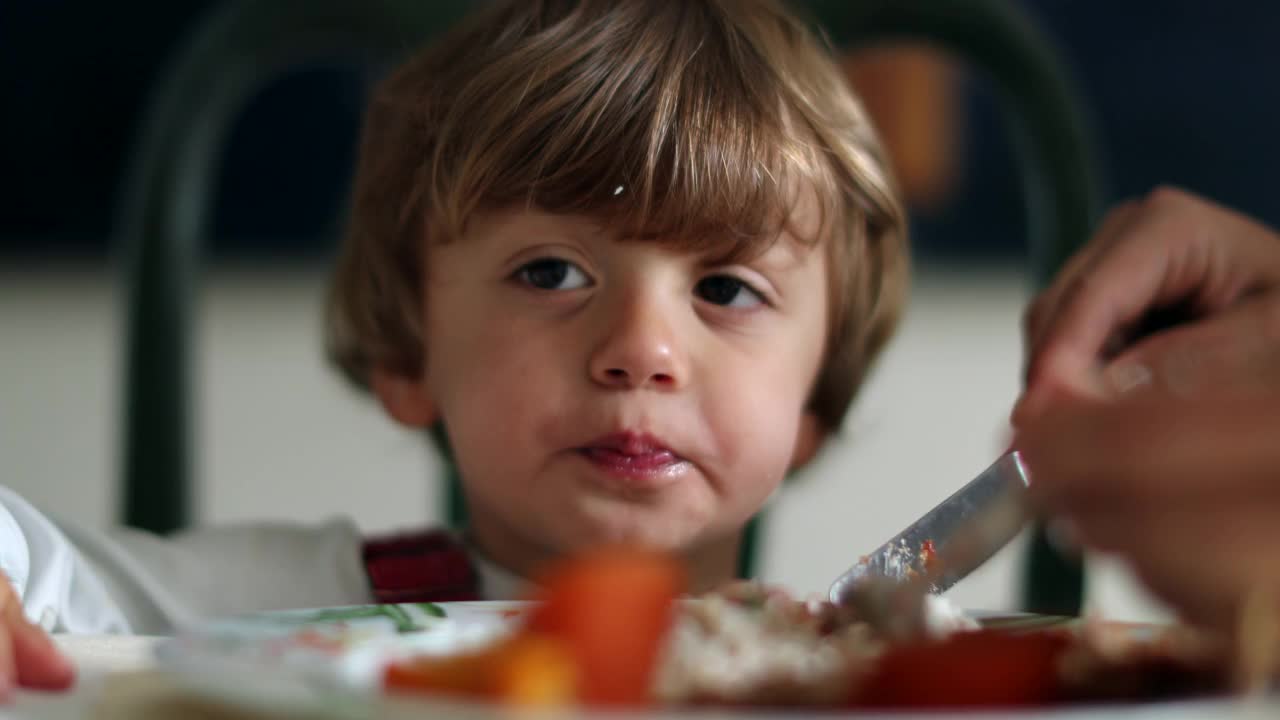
left=3, top=1, right=1277, bottom=263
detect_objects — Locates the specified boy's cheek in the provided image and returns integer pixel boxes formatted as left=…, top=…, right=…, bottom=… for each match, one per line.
left=788, top=413, right=824, bottom=469
left=705, top=377, right=805, bottom=484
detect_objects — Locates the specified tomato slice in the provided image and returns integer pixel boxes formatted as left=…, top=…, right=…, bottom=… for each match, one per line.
left=851, top=629, right=1072, bottom=708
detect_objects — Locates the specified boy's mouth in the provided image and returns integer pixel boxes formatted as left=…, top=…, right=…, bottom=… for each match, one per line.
left=577, top=432, right=689, bottom=481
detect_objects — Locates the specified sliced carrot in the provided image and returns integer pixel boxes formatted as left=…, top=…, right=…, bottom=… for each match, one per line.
left=528, top=545, right=686, bottom=707
left=384, top=646, right=494, bottom=699
left=384, top=632, right=577, bottom=707
left=387, top=545, right=683, bottom=708
left=490, top=633, right=578, bottom=706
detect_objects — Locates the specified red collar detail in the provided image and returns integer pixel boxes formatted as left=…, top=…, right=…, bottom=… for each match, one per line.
left=362, top=529, right=481, bottom=603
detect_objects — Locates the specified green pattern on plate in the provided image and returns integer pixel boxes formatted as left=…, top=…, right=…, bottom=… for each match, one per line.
left=271, top=603, right=448, bottom=633
left=417, top=602, right=446, bottom=618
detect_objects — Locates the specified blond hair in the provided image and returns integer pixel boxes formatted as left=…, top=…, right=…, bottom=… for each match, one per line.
left=326, top=0, right=908, bottom=431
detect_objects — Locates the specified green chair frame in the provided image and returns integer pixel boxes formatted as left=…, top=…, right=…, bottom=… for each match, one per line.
left=118, top=0, right=1099, bottom=614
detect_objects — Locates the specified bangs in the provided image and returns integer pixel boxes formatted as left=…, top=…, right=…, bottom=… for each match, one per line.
left=423, top=0, right=841, bottom=261
left=331, top=0, right=908, bottom=430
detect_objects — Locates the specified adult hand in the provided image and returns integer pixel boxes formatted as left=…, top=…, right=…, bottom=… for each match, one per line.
left=1013, top=383, right=1280, bottom=631
left=1014, top=186, right=1280, bottom=423
left=1012, top=186, right=1280, bottom=631
left=0, top=574, right=74, bottom=699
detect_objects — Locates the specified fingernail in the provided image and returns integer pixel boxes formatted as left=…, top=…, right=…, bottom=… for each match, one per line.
left=1104, top=362, right=1152, bottom=396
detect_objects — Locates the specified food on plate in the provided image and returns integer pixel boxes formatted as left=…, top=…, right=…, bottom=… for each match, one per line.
left=526, top=544, right=685, bottom=705
left=854, top=628, right=1072, bottom=707
left=382, top=546, right=1247, bottom=710
left=385, top=544, right=683, bottom=707
left=652, top=580, right=975, bottom=705
left=385, top=631, right=577, bottom=706
left=854, top=621, right=1228, bottom=709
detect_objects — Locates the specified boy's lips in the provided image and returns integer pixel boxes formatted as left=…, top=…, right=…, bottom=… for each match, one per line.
left=576, top=432, right=690, bottom=484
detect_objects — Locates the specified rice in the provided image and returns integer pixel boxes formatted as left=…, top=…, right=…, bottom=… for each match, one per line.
left=652, top=583, right=974, bottom=705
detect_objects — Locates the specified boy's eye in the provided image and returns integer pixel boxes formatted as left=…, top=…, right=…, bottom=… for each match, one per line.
left=515, top=258, right=591, bottom=291
left=695, top=275, right=764, bottom=308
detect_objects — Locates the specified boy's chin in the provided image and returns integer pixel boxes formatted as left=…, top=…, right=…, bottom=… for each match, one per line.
left=563, top=516, right=746, bottom=564
left=565, top=499, right=716, bottom=546
left=565, top=517, right=709, bottom=556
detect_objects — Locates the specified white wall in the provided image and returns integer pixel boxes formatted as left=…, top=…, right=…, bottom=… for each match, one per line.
left=1, top=266, right=437, bottom=536
left=0, top=263, right=1171, bottom=621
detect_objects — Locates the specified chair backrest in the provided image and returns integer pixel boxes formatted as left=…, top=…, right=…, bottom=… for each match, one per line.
left=117, top=0, right=471, bottom=536
left=119, top=0, right=1099, bottom=608
left=802, top=0, right=1101, bottom=616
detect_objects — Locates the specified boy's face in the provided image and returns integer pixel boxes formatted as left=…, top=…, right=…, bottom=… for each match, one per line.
left=376, top=205, right=830, bottom=577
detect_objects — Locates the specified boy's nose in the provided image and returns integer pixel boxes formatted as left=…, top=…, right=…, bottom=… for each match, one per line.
left=588, top=300, right=687, bottom=391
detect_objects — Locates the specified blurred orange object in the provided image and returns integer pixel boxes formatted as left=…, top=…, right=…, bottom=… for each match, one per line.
left=852, top=629, right=1071, bottom=708
left=385, top=544, right=685, bottom=708
left=845, top=46, right=960, bottom=209
left=528, top=545, right=686, bottom=707
left=384, top=631, right=577, bottom=706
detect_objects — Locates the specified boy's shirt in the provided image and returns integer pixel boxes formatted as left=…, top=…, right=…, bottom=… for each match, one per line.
left=0, top=485, right=525, bottom=635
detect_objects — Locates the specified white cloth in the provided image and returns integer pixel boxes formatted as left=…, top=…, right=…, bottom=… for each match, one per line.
left=0, top=486, right=373, bottom=635
left=0, top=485, right=541, bottom=638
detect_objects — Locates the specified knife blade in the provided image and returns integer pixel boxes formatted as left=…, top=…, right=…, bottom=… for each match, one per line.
left=828, top=450, right=1032, bottom=606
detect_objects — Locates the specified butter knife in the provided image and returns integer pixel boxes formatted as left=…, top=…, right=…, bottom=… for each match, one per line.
left=828, top=450, right=1031, bottom=607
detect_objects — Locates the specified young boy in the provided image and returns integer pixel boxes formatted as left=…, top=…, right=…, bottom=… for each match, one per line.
left=0, top=0, right=907, bottom=694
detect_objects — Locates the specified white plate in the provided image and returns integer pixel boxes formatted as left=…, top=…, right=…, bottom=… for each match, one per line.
left=156, top=601, right=1278, bottom=719
left=158, top=601, right=529, bottom=716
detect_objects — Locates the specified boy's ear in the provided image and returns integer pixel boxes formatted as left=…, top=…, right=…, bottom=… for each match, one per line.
left=370, top=368, right=438, bottom=428
left=789, top=411, right=826, bottom=470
